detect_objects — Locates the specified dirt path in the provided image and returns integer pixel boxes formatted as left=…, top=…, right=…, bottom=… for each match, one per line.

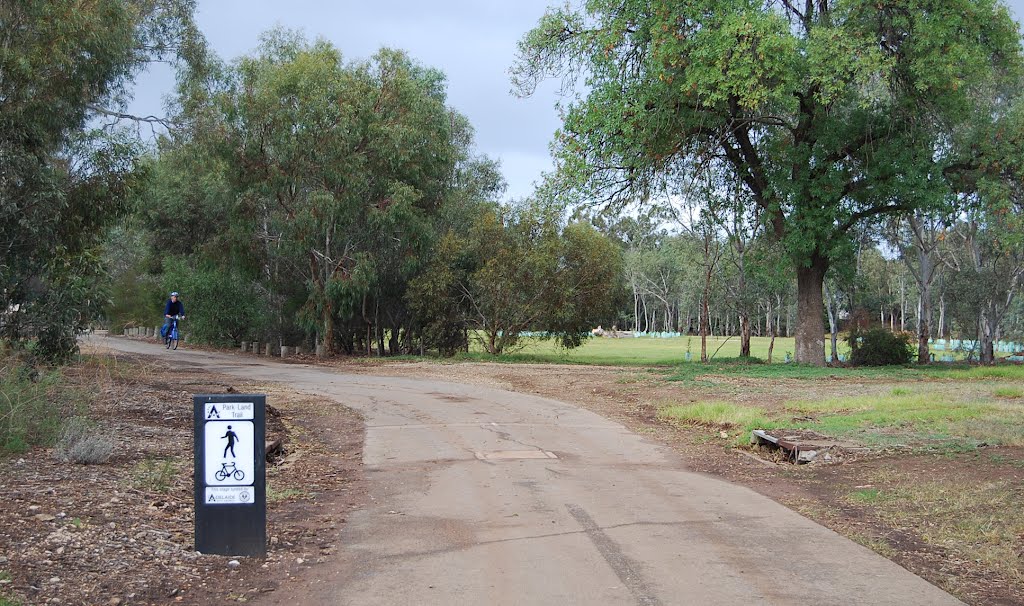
left=88, top=337, right=962, bottom=606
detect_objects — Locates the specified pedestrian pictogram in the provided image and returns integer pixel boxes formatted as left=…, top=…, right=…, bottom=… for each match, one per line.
left=222, top=425, right=239, bottom=458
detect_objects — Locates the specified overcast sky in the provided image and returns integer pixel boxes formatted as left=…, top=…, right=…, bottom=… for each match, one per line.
left=130, top=0, right=1024, bottom=202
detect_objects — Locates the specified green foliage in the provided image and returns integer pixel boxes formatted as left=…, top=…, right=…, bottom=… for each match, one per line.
left=407, top=202, right=625, bottom=356
left=133, top=458, right=179, bottom=493
left=847, top=328, right=914, bottom=366
left=405, top=231, right=476, bottom=355
left=161, top=259, right=269, bottom=346
left=0, top=361, right=64, bottom=453
left=459, top=205, right=623, bottom=354
left=148, top=30, right=497, bottom=355
left=513, top=0, right=1024, bottom=365
left=101, top=225, right=164, bottom=333
left=0, top=0, right=202, bottom=362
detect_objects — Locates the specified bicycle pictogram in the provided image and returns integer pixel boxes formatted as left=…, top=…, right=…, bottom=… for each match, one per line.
left=214, top=461, right=245, bottom=482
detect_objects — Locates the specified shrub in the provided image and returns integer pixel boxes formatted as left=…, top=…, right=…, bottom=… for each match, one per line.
left=0, top=361, right=63, bottom=453
left=161, top=259, right=271, bottom=346
left=133, top=458, right=178, bottom=493
left=54, top=416, right=114, bottom=464
left=847, top=328, right=914, bottom=366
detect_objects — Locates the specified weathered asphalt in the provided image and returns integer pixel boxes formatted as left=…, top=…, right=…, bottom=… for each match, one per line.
left=95, top=336, right=962, bottom=606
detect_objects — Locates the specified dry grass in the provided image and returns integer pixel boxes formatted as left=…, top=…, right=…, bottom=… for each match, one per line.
left=853, top=471, right=1024, bottom=586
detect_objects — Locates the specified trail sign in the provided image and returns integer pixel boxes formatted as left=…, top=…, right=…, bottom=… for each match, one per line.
left=194, top=394, right=266, bottom=557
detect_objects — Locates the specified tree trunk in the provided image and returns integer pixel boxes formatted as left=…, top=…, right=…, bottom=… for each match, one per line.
left=701, top=265, right=712, bottom=363
left=899, top=275, right=906, bottom=332
left=323, top=301, right=335, bottom=356
left=824, top=281, right=839, bottom=364
left=795, top=257, right=828, bottom=366
left=918, top=284, right=931, bottom=364
left=938, top=294, right=946, bottom=339
left=776, top=294, right=783, bottom=339
left=980, top=311, right=996, bottom=364
left=634, top=292, right=640, bottom=332
left=740, top=313, right=751, bottom=357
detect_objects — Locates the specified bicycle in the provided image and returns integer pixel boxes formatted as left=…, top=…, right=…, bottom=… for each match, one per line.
left=214, top=461, right=245, bottom=482
left=164, top=315, right=184, bottom=350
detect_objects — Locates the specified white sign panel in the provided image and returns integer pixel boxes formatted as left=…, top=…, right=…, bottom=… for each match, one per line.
left=204, top=420, right=255, bottom=486
left=204, top=486, right=255, bottom=505
left=204, top=402, right=255, bottom=421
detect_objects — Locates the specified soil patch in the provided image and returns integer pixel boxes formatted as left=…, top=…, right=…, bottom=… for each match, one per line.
left=0, top=351, right=366, bottom=606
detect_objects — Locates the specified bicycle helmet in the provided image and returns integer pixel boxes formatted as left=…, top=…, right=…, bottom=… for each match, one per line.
left=170, top=291, right=179, bottom=297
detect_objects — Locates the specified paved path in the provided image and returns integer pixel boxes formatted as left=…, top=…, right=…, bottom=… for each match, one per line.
left=96, top=336, right=962, bottom=605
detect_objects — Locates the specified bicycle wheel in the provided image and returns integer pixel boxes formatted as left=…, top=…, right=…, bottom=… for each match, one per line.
left=233, top=469, right=245, bottom=481
left=215, top=470, right=228, bottom=481
left=171, top=338, right=179, bottom=350
left=165, top=336, right=172, bottom=349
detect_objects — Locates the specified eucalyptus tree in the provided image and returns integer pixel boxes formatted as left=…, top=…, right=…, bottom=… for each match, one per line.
left=706, top=169, right=765, bottom=357
left=745, top=236, right=793, bottom=361
left=0, top=0, right=202, bottom=360
left=589, top=212, right=664, bottom=331
left=888, top=213, right=947, bottom=362
left=941, top=206, right=1024, bottom=363
left=513, top=0, right=1024, bottom=365
left=202, top=32, right=471, bottom=354
left=454, top=204, right=622, bottom=355
left=628, top=236, right=689, bottom=332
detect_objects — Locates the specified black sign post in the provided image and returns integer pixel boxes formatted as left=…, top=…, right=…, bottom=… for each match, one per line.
left=194, top=394, right=266, bottom=557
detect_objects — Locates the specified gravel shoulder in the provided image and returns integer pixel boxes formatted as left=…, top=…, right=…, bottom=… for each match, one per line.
left=0, top=349, right=367, bottom=605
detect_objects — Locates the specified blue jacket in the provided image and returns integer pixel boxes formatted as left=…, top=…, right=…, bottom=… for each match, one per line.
left=164, top=299, right=184, bottom=317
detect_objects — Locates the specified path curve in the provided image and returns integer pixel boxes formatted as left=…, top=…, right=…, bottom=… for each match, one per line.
left=94, top=336, right=962, bottom=606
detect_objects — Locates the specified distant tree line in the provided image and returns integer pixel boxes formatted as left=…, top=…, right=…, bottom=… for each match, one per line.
left=4, top=0, right=1024, bottom=367
left=107, top=30, right=621, bottom=357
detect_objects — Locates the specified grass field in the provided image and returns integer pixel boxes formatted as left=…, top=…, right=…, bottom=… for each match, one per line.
left=461, top=334, right=815, bottom=365
left=457, top=334, right=993, bottom=366
left=661, top=388, right=1024, bottom=449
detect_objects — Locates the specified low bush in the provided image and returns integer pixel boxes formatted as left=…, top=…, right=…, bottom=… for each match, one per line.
left=846, top=328, right=914, bottom=366
left=133, top=458, right=178, bottom=493
left=0, top=360, right=63, bottom=453
left=54, top=416, right=114, bottom=464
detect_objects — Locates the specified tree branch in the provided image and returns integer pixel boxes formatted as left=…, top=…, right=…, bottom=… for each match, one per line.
left=836, top=202, right=915, bottom=235
left=86, top=104, right=179, bottom=128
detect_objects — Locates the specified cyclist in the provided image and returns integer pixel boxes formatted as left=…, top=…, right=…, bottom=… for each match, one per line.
left=161, top=291, right=185, bottom=339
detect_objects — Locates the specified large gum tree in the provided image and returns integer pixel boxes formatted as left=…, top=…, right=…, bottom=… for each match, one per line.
left=1, top=0, right=202, bottom=360
left=513, top=0, right=1023, bottom=365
